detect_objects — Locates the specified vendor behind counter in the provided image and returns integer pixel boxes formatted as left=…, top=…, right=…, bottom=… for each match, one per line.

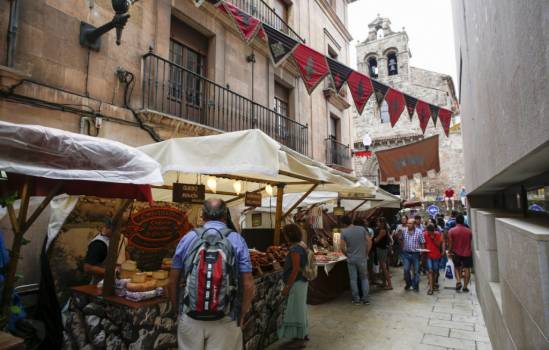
left=83, top=217, right=128, bottom=284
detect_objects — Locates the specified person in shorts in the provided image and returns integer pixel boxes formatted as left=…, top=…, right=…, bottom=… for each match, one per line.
left=448, top=214, right=473, bottom=293
left=423, top=224, right=442, bottom=295
left=374, top=217, right=392, bottom=290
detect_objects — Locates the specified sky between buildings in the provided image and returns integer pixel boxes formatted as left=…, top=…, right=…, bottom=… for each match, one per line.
left=348, top=0, right=458, bottom=92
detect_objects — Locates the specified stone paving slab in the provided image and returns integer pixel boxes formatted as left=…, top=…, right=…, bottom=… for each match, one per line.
left=267, top=268, right=491, bottom=350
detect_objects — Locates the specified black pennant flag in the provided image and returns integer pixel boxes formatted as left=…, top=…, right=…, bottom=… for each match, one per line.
left=404, top=94, right=418, bottom=120
left=326, top=57, right=353, bottom=94
left=262, top=24, right=299, bottom=67
left=430, top=104, right=439, bottom=126
left=372, top=80, right=389, bottom=107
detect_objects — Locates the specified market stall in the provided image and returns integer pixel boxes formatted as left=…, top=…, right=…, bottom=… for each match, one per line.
left=135, top=129, right=375, bottom=348
left=0, top=121, right=163, bottom=347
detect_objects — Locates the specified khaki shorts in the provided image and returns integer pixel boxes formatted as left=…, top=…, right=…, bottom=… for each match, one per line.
left=178, top=314, right=243, bottom=350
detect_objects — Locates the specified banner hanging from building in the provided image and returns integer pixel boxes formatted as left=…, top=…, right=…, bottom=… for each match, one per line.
left=219, top=2, right=262, bottom=44
left=292, top=44, right=330, bottom=94
left=384, top=88, right=405, bottom=127
left=327, top=57, right=353, bottom=93
left=262, top=23, right=299, bottom=67
left=347, top=71, right=374, bottom=114
left=212, top=0, right=455, bottom=136
left=376, top=135, right=440, bottom=181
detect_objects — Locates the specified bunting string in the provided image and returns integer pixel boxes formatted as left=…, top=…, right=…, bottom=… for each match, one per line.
left=205, top=0, right=454, bottom=136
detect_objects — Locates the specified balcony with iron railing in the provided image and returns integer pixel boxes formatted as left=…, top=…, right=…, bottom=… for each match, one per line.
left=142, top=52, right=308, bottom=155
left=231, top=0, right=304, bottom=43
left=325, top=137, right=351, bottom=169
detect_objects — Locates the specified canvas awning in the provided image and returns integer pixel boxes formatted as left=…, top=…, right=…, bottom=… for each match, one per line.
left=257, top=188, right=401, bottom=213
left=138, top=129, right=376, bottom=244
left=0, top=121, right=164, bottom=301
left=138, top=129, right=376, bottom=202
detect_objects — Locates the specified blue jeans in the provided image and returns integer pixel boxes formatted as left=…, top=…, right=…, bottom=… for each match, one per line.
left=426, top=258, right=440, bottom=273
left=402, top=252, right=420, bottom=289
left=347, top=259, right=369, bottom=302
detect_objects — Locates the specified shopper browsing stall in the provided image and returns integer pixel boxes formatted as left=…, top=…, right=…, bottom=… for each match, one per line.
left=169, top=199, right=255, bottom=350
left=279, top=224, right=310, bottom=349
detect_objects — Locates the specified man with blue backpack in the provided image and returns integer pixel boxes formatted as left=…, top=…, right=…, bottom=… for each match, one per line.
left=169, top=199, right=255, bottom=350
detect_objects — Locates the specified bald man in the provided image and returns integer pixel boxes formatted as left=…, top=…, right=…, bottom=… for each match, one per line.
left=169, top=199, right=255, bottom=350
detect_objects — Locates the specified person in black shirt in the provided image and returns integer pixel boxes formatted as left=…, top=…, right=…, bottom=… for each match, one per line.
left=374, top=217, right=392, bottom=290
left=83, top=218, right=114, bottom=284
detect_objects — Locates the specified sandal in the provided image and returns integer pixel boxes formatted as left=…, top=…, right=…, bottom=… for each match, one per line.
left=427, top=289, right=433, bottom=295
left=456, top=282, right=462, bottom=291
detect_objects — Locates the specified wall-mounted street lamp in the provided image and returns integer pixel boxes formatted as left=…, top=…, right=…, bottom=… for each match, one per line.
left=79, top=0, right=133, bottom=51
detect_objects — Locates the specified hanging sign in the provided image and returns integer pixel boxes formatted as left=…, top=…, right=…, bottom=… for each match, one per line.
left=245, top=192, right=262, bottom=207
left=333, top=206, right=345, bottom=216
left=125, top=207, right=191, bottom=251
left=172, top=183, right=206, bottom=204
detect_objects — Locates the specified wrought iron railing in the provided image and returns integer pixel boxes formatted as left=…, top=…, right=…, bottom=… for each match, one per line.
left=231, top=0, right=304, bottom=43
left=325, top=137, right=351, bottom=168
left=142, top=52, right=308, bottom=155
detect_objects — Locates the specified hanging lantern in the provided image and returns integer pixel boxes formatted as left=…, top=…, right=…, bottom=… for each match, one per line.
left=265, top=184, right=274, bottom=196
left=207, top=176, right=217, bottom=193
left=233, top=181, right=242, bottom=195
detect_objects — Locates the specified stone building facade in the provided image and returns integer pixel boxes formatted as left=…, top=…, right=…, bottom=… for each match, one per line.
left=351, top=16, right=463, bottom=200
left=452, top=0, right=549, bottom=349
left=0, top=0, right=357, bottom=170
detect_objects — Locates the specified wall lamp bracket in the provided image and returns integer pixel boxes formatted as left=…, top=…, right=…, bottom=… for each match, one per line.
left=79, top=0, right=132, bottom=51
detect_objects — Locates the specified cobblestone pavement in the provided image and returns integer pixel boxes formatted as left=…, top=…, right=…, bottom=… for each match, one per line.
left=269, top=268, right=492, bottom=350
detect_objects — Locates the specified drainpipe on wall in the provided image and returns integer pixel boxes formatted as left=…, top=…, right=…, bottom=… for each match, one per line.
left=6, top=0, right=19, bottom=67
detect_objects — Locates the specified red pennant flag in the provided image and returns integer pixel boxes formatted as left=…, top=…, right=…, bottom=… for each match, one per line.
left=220, top=2, right=262, bottom=44
left=416, top=100, right=431, bottom=134
left=292, top=44, right=330, bottom=94
left=438, top=108, right=452, bottom=137
left=384, top=88, right=405, bottom=127
left=347, top=71, right=374, bottom=114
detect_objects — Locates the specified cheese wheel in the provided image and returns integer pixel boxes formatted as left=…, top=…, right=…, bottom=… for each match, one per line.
left=155, top=279, right=169, bottom=287
left=132, top=272, right=146, bottom=283
left=162, top=258, right=172, bottom=265
left=152, top=270, right=168, bottom=280
left=120, top=269, right=136, bottom=280
left=126, top=280, right=156, bottom=292
left=145, top=271, right=153, bottom=277
left=121, top=260, right=137, bottom=271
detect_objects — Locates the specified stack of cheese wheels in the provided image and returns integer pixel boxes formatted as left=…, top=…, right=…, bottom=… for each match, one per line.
left=120, top=260, right=138, bottom=280
left=127, top=272, right=157, bottom=292
left=161, top=258, right=172, bottom=270
left=153, top=270, right=169, bottom=288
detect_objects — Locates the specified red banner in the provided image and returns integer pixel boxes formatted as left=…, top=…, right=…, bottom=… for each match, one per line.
left=438, top=108, right=452, bottom=137
left=385, top=88, right=405, bottom=127
left=219, top=2, right=262, bottom=44
left=376, top=135, right=440, bottom=181
left=347, top=71, right=374, bottom=114
left=292, top=44, right=329, bottom=94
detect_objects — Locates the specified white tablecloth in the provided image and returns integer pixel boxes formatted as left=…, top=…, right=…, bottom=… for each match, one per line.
left=315, top=256, right=347, bottom=275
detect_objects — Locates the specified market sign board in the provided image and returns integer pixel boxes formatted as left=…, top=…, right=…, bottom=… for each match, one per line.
left=245, top=192, right=262, bottom=207
left=427, top=204, right=440, bottom=217
left=333, top=206, right=345, bottom=216
left=172, top=183, right=205, bottom=204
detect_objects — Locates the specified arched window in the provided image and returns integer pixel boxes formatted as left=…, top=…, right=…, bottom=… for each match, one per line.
left=367, top=56, right=378, bottom=78
left=380, top=100, right=390, bottom=123
left=387, top=51, right=398, bottom=75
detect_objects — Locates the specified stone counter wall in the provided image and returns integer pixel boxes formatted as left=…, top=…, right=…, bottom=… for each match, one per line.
left=63, top=271, right=285, bottom=350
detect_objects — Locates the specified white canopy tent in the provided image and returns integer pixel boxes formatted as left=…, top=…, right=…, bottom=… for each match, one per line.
left=0, top=120, right=164, bottom=306
left=255, top=188, right=401, bottom=213
left=137, top=129, right=377, bottom=243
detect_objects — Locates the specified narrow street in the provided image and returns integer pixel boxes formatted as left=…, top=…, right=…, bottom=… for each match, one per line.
left=270, top=268, right=491, bottom=350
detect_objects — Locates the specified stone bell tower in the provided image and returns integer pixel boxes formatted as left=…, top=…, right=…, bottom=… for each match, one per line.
left=356, top=15, right=412, bottom=86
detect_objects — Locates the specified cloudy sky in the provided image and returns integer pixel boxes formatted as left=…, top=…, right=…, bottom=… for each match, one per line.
left=348, top=0, right=457, bottom=87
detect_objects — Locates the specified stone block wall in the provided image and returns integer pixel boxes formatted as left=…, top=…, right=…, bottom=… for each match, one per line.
left=471, top=211, right=549, bottom=349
